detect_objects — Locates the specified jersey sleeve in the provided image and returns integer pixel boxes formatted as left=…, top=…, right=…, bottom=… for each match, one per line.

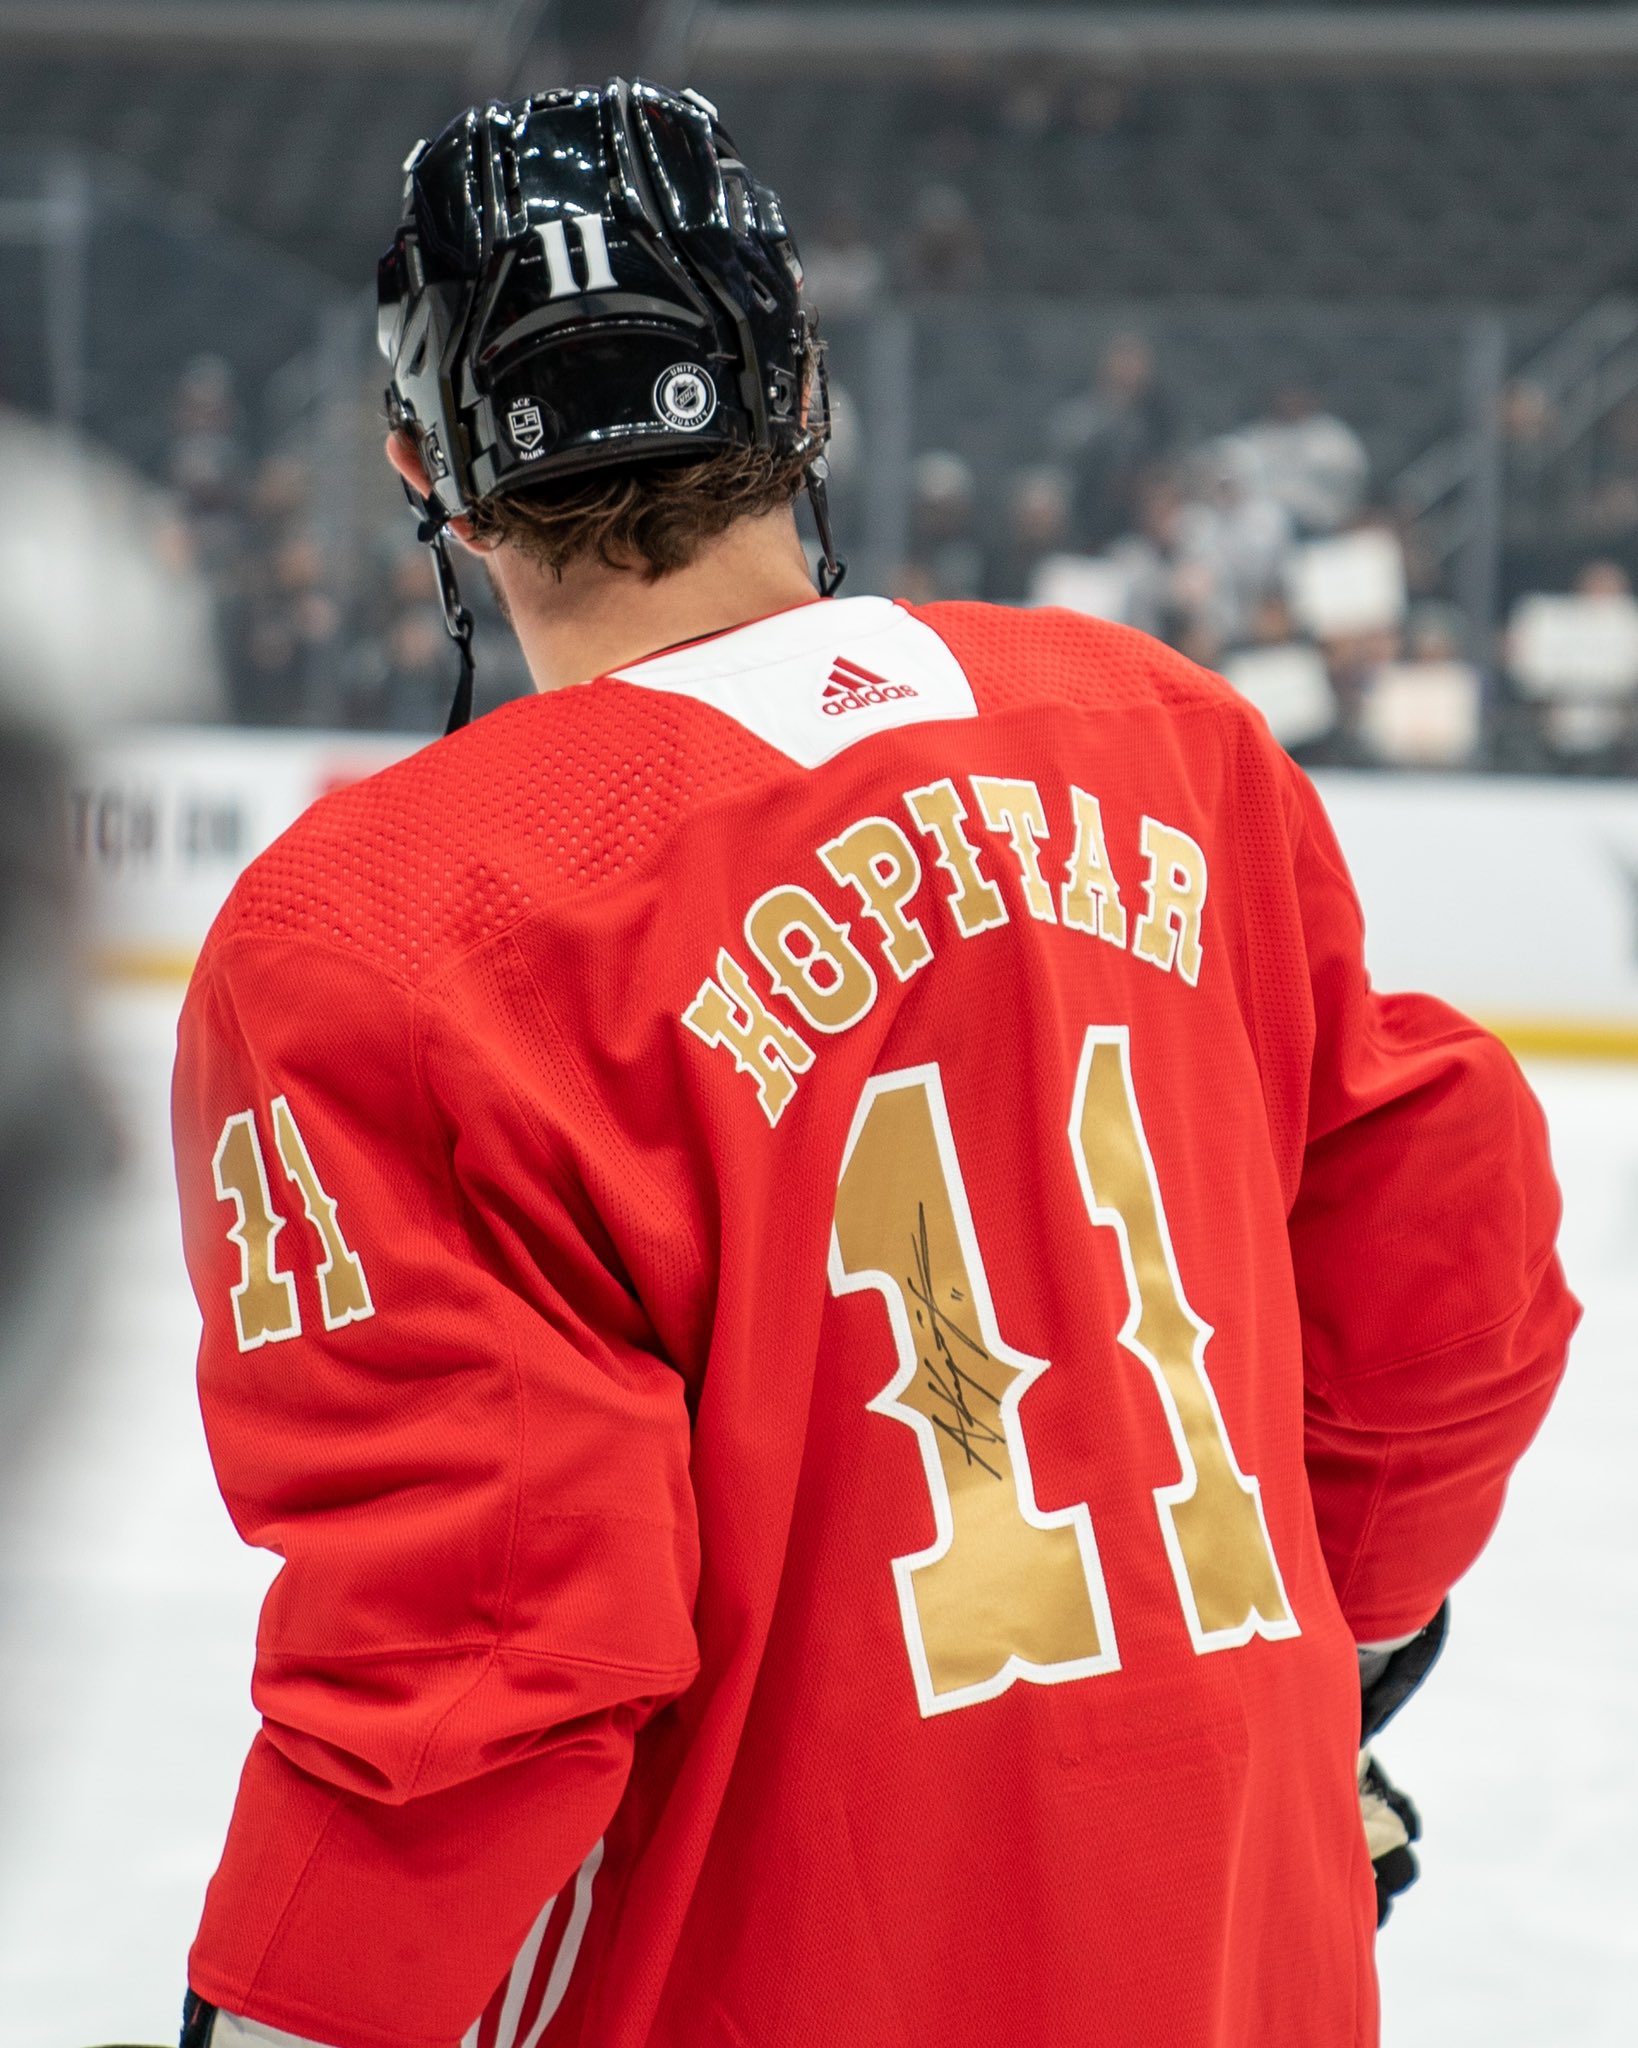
left=172, top=929, right=701, bottom=2048
left=1277, top=762, right=1579, bottom=1645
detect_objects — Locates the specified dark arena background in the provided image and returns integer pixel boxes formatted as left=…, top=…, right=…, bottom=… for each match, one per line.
left=0, top=7, right=1633, bottom=2044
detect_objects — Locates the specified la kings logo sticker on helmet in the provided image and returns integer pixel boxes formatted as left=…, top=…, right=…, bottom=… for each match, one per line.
left=655, top=364, right=717, bottom=432
left=506, top=399, right=548, bottom=459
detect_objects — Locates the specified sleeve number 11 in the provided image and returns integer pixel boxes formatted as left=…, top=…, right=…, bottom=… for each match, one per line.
left=830, top=1025, right=1296, bottom=1718
left=212, top=1097, right=374, bottom=1353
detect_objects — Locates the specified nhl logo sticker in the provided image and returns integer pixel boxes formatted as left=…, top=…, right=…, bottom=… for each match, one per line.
left=506, top=399, right=548, bottom=459
left=654, top=363, right=717, bottom=433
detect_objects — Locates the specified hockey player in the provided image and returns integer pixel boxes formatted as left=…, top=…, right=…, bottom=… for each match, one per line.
left=171, top=82, right=1576, bottom=2048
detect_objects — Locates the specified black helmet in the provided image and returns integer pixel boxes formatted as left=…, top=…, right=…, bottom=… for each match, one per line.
left=377, top=78, right=842, bottom=729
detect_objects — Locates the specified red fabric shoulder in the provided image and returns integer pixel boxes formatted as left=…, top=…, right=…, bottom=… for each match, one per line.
left=910, top=600, right=1244, bottom=719
left=207, top=679, right=792, bottom=987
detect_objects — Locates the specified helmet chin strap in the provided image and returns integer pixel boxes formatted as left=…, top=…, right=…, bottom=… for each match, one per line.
left=404, top=455, right=840, bottom=741
left=400, top=476, right=477, bottom=735
left=804, top=457, right=847, bottom=599
left=428, top=527, right=477, bottom=735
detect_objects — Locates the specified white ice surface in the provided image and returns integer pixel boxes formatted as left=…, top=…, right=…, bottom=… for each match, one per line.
left=0, top=986, right=1633, bottom=2046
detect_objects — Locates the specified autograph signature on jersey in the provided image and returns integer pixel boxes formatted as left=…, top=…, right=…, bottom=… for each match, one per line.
left=907, top=1202, right=1007, bottom=1481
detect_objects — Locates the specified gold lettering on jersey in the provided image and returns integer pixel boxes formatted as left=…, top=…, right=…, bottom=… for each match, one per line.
left=1132, top=817, right=1207, bottom=987
left=272, top=1095, right=374, bottom=1331
left=683, top=947, right=816, bottom=1127
left=212, top=1110, right=301, bottom=1352
left=1061, top=786, right=1129, bottom=948
left=971, top=776, right=1057, bottom=924
left=745, top=885, right=878, bottom=1034
left=818, top=817, right=933, bottom=983
left=832, top=1066, right=1117, bottom=1715
left=1069, top=1029, right=1295, bottom=1649
left=680, top=773, right=1213, bottom=1116
left=904, top=779, right=1008, bottom=937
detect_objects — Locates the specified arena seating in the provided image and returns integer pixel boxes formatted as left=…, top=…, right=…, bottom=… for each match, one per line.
left=0, top=63, right=1634, bottom=309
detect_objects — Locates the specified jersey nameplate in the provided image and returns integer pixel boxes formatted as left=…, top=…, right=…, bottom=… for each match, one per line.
left=609, top=596, right=978, bottom=768
left=682, top=769, right=1209, bottom=1128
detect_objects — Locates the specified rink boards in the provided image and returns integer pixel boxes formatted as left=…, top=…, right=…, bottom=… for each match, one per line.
left=72, top=728, right=1638, bottom=1058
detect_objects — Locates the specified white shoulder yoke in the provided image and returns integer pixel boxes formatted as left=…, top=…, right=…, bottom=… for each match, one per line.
left=608, top=596, right=978, bottom=768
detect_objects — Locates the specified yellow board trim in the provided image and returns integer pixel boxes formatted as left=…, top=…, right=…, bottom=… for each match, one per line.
left=92, top=946, right=199, bottom=986
left=1481, top=1017, right=1638, bottom=1062
left=82, top=953, right=1638, bottom=1061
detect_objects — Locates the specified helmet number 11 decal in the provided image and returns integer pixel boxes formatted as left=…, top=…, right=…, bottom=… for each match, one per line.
left=830, top=1026, right=1295, bottom=1718
left=536, top=212, right=618, bottom=300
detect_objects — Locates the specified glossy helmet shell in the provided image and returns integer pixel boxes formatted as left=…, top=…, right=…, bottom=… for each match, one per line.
left=377, top=78, right=826, bottom=525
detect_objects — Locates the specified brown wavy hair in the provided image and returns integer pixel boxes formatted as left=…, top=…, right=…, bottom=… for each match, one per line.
left=465, top=441, right=811, bottom=579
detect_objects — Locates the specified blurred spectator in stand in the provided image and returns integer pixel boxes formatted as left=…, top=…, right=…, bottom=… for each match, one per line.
left=224, top=457, right=350, bottom=726
left=220, top=454, right=301, bottom=719
left=1219, top=593, right=1340, bottom=760
left=1171, top=435, right=1293, bottom=657
left=1239, top=382, right=1368, bottom=537
left=1507, top=557, right=1638, bottom=767
left=1499, top=378, right=1567, bottom=552
left=988, top=464, right=1073, bottom=603
left=1070, top=77, right=1128, bottom=137
left=164, top=357, right=248, bottom=720
left=1354, top=604, right=1485, bottom=770
left=167, top=354, right=246, bottom=579
left=1108, top=469, right=1189, bottom=643
left=1575, top=394, right=1638, bottom=549
left=1049, top=334, right=1173, bottom=550
left=905, top=184, right=986, bottom=291
left=800, top=206, right=886, bottom=319
left=242, top=454, right=309, bottom=563
left=1000, top=74, right=1059, bottom=140
left=238, top=524, right=344, bottom=728
left=1282, top=510, right=1409, bottom=749
left=349, top=546, right=451, bottom=733
left=1402, top=603, right=1472, bottom=670
left=896, top=450, right=983, bottom=601
left=1239, top=593, right=1301, bottom=655
left=1497, top=379, right=1591, bottom=602
left=1393, top=498, right=1445, bottom=605
left=380, top=608, right=453, bottom=734
left=1575, top=557, right=1633, bottom=600
left=1325, top=619, right=1406, bottom=750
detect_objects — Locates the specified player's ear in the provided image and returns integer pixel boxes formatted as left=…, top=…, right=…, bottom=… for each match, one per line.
left=382, top=431, right=492, bottom=552
left=384, top=426, right=433, bottom=500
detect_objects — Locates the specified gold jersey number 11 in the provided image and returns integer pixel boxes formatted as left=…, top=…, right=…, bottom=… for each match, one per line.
left=211, top=1096, right=374, bottom=1352
left=830, top=1026, right=1295, bottom=1718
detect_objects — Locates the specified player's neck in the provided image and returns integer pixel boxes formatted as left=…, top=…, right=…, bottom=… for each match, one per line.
left=489, top=506, right=822, bottom=694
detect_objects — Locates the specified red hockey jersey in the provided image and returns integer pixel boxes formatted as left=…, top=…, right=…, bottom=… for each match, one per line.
left=172, top=597, right=1575, bottom=2048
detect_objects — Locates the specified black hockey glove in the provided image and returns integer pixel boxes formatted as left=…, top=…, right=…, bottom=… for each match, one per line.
left=179, top=1993, right=221, bottom=2046
left=1359, top=1747, right=1422, bottom=1926
left=1356, top=1600, right=1447, bottom=1928
left=174, top=1990, right=332, bottom=2047
left=1359, top=1601, right=1448, bottom=1744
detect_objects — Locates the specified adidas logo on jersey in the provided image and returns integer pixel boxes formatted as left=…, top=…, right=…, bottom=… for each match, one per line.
left=821, top=655, right=919, bottom=716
